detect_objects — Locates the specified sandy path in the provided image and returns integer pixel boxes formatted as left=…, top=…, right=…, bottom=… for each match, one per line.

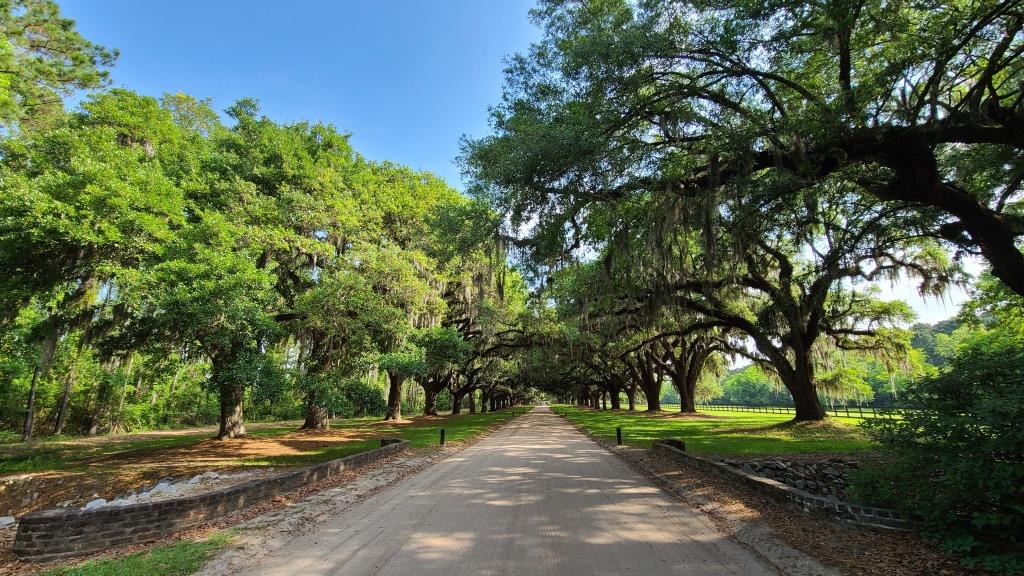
left=242, top=406, right=776, bottom=576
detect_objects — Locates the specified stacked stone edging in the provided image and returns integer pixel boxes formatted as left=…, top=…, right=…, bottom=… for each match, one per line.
left=652, top=440, right=911, bottom=531
left=13, top=438, right=408, bottom=562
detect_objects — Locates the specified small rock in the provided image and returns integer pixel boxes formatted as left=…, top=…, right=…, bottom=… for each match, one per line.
left=84, top=498, right=107, bottom=510
left=187, top=475, right=203, bottom=485
left=0, top=516, right=15, bottom=529
left=150, top=482, right=177, bottom=496
left=56, top=500, right=74, bottom=508
left=742, top=464, right=755, bottom=474
left=202, top=471, right=220, bottom=480
left=795, top=480, right=806, bottom=490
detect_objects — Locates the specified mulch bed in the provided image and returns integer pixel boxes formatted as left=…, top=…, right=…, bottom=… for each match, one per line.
left=615, top=445, right=982, bottom=576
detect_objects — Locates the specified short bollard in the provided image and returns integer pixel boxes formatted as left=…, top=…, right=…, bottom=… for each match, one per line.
left=616, top=427, right=623, bottom=445
left=440, top=428, right=446, bottom=446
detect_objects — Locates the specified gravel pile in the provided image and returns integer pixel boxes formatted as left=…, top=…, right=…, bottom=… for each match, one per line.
left=74, top=470, right=273, bottom=510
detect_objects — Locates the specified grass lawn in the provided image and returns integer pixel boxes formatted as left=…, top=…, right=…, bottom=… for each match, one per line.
left=243, top=409, right=523, bottom=467
left=0, top=410, right=520, bottom=476
left=556, top=405, right=875, bottom=454
left=39, top=532, right=233, bottom=576
left=0, top=422, right=301, bottom=476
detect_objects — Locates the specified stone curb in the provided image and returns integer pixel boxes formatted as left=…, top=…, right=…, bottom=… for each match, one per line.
left=13, top=439, right=408, bottom=562
left=652, top=440, right=913, bottom=531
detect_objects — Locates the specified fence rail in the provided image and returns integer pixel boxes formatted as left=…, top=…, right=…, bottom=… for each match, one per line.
left=695, top=403, right=914, bottom=419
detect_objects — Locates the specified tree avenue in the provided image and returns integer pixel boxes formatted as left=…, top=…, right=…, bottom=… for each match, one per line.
left=463, top=0, right=1021, bottom=421
left=1, top=0, right=1022, bottom=571
left=1, top=0, right=1019, bottom=433
left=0, top=1, right=539, bottom=441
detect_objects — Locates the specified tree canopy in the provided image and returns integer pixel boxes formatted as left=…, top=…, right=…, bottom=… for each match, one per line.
left=463, top=0, right=1023, bottom=421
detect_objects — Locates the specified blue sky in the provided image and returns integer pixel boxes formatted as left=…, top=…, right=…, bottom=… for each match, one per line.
left=57, top=0, right=970, bottom=323
left=60, top=0, right=541, bottom=190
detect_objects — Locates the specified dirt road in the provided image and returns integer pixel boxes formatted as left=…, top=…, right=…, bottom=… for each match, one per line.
left=243, top=406, right=776, bottom=575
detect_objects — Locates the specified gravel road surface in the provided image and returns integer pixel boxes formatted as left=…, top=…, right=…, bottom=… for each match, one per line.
left=244, top=406, right=776, bottom=576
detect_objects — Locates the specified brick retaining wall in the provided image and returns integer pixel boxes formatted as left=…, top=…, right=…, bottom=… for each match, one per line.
left=652, top=440, right=912, bottom=531
left=13, top=439, right=408, bottom=562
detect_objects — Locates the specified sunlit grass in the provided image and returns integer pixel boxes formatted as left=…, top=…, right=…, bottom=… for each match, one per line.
left=39, top=531, right=233, bottom=576
left=556, top=405, right=874, bottom=454
left=1, top=411, right=519, bottom=474
left=0, top=434, right=231, bottom=475
left=246, top=409, right=520, bottom=467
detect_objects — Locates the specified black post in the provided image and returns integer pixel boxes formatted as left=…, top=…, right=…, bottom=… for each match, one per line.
left=616, top=427, right=622, bottom=445
left=440, top=428, right=446, bottom=446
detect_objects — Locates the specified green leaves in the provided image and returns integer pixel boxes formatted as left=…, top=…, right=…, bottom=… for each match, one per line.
left=0, top=0, right=117, bottom=130
left=856, top=312, right=1024, bottom=572
left=0, top=89, right=187, bottom=323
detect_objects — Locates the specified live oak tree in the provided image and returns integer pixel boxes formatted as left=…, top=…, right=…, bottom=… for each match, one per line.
left=142, top=214, right=281, bottom=439
left=464, top=0, right=976, bottom=420
left=412, top=327, right=471, bottom=416
left=0, top=5, right=524, bottom=438
left=466, top=0, right=1024, bottom=295
left=0, top=89, right=188, bottom=439
left=292, top=267, right=404, bottom=429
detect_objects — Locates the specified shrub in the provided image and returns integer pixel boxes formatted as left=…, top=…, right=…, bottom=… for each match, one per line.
left=851, top=323, right=1024, bottom=574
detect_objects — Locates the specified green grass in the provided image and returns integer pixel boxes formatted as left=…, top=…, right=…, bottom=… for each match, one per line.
left=557, top=405, right=875, bottom=454
left=39, top=531, right=233, bottom=576
left=0, top=434, right=228, bottom=475
left=0, top=410, right=520, bottom=475
left=245, top=409, right=521, bottom=467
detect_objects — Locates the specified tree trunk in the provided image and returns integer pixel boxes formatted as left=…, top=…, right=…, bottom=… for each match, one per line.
left=53, top=365, right=74, bottom=435
left=644, top=390, right=661, bottom=411
left=21, top=366, right=40, bottom=442
left=23, top=332, right=58, bottom=441
left=423, top=385, right=439, bottom=416
left=670, top=374, right=697, bottom=413
left=468, top=389, right=476, bottom=413
left=302, top=392, right=330, bottom=429
left=385, top=371, right=402, bottom=421
left=54, top=338, right=87, bottom=435
left=627, top=388, right=636, bottom=411
left=680, top=387, right=696, bottom=413
left=608, top=381, right=622, bottom=410
left=451, top=390, right=464, bottom=415
left=784, top=355, right=826, bottom=421
left=111, top=370, right=139, bottom=434
left=86, top=378, right=107, bottom=436
left=217, top=379, right=246, bottom=439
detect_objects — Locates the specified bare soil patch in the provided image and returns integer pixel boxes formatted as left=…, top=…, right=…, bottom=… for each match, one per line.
left=0, top=423, right=388, bottom=516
